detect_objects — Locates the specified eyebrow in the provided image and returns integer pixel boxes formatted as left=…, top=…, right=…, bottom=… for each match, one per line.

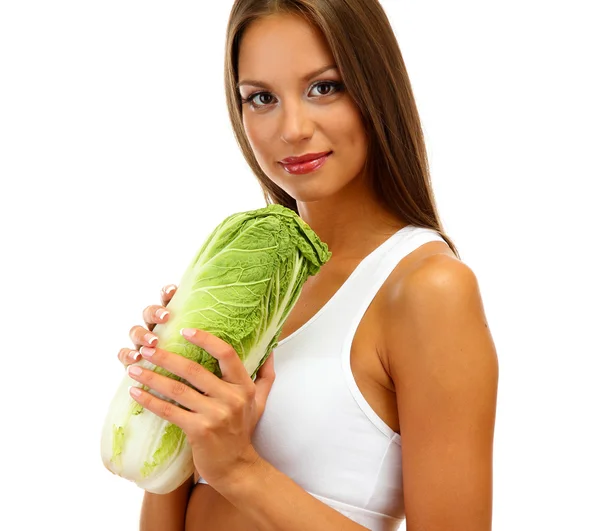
left=237, top=64, right=338, bottom=90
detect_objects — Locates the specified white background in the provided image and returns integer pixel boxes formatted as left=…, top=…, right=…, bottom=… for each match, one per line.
left=1, top=1, right=598, bottom=529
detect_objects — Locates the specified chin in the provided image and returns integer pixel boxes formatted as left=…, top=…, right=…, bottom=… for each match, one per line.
left=267, top=158, right=363, bottom=204
left=279, top=178, right=354, bottom=204
left=286, top=190, right=329, bottom=203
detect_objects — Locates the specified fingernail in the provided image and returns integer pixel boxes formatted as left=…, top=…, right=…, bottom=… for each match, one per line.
left=180, top=328, right=195, bottom=339
left=155, top=309, right=169, bottom=320
left=129, top=386, right=142, bottom=397
left=129, top=350, right=141, bottom=361
left=164, top=284, right=177, bottom=294
left=140, top=346, right=155, bottom=357
left=128, top=365, right=143, bottom=376
left=145, top=333, right=158, bottom=346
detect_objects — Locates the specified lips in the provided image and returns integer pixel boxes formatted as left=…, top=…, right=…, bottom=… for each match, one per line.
left=279, top=152, right=332, bottom=175
left=279, top=151, right=332, bottom=164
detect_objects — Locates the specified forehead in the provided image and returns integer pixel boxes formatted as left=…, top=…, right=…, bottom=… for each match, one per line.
left=238, top=14, right=335, bottom=83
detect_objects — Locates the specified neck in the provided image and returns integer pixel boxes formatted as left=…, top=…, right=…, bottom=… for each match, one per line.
left=296, top=177, right=407, bottom=261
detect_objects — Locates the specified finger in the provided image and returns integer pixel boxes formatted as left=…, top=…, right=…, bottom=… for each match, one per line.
left=127, top=363, right=207, bottom=412
left=160, top=284, right=178, bottom=306
left=129, top=324, right=159, bottom=350
left=118, top=347, right=141, bottom=366
left=143, top=304, right=171, bottom=331
left=254, top=353, right=276, bottom=415
left=138, top=345, right=226, bottom=398
left=180, top=328, right=248, bottom=385
left=143, top=285, right=176, bottom=332
left=128, top=383, right=195, bottom=432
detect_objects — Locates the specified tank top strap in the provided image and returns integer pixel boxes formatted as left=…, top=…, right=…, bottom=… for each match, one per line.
left=273, top=226, right=446, bottom=352
left=336, top=225, right=447, bottom=438
left=325, top=225, right=446, bottom=319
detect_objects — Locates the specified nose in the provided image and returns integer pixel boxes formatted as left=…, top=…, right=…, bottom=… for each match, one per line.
left=279, top=99, right=314, bottom=145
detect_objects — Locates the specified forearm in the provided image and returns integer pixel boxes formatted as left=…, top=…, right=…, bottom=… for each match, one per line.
left=216, top=457, right=368, bottom=531
left=139, top=474, right=194, bottom=531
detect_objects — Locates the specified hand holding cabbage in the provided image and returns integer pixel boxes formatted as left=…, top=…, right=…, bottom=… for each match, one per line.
left=126, top=326, right=276, bottom=491
left=101, top=205, right=331, bottom=493
left=117, top=284, right=178, bottom=367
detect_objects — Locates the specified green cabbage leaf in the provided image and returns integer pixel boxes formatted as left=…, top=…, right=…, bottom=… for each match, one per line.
left=100, top=204, right=331, bottom=493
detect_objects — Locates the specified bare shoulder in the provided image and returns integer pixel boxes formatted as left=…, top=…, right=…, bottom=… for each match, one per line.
left=383, top=249, right=499, bottom=400
left=382, top=251, right=499, bottom=529
left=389, top=251, right=483, bottom=316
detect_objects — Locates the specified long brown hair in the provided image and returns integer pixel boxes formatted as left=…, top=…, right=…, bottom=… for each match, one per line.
left=224, top=0, right=460, bottom=258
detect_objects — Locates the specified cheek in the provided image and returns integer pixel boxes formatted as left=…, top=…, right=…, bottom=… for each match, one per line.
left=243, top=115, right=274, bottom=165
left=335, top=105, right=367, bottom=147
left=242, top=114, right=259, bottom=149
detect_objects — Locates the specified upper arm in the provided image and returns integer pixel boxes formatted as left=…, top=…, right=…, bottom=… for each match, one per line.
left=384, top=255, right=499, bottom=531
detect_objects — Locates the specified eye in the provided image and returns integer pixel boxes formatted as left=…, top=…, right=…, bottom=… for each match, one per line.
left=309, top=82, right=338, bottom=97
left=244, top=92, right=275, bottom=108
left=241, top=81, right=344, bottom=110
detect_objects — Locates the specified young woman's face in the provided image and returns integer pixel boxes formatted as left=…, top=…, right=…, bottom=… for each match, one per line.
left=237, top=14, right=369, bottom=203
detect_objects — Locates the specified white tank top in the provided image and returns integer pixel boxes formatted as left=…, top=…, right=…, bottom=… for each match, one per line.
left=197, top=225, right=446, bottom=530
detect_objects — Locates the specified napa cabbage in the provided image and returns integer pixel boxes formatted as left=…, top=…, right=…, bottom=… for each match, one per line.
left=100, top=204, right=331, bottom=493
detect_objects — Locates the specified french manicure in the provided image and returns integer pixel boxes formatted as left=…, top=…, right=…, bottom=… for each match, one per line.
left=129, top=350, right=141, bottom=361
left=128, top=365, right=143, bottom=376
left=180, top=328, right=195, bottom=339
left=155, top=309, right=169, bottom=320
left=164, top=284, right=177, bottom=294
left=129, top=386, right=142, bottom=397
left=144, top=333, right=158, bottom=346
left=140, top=346, right=155, bottom=357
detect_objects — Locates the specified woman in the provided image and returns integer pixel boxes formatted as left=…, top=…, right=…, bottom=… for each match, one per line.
left=118, top=1, right=499, bottom=529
